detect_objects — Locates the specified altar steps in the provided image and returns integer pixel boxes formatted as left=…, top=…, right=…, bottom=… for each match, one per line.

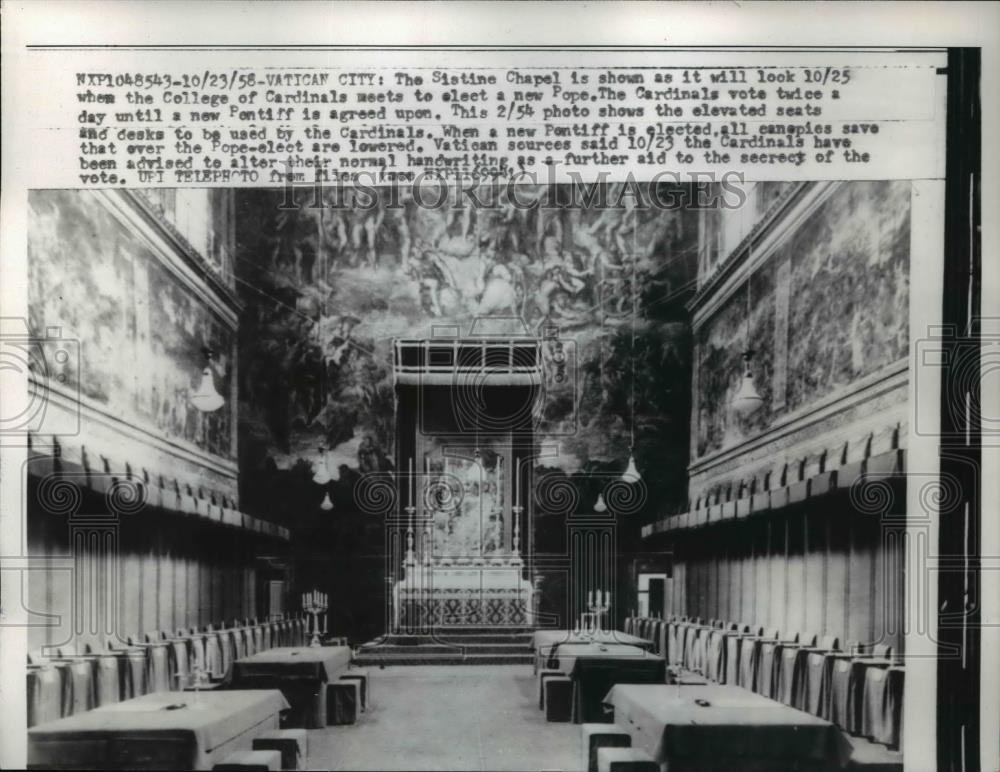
left=354, top=626, right=536, bottom=666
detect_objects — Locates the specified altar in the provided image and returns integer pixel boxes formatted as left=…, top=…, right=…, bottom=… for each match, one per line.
left=389, top=334, right=542, bottom=630
left=393, top=562, right=536, bottom=628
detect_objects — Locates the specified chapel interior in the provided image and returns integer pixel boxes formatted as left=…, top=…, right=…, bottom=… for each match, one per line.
left=16, top=174, right=975, bottom=772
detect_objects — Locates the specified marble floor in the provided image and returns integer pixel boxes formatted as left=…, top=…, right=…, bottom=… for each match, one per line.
left=308, top=665, right=581, bottom=771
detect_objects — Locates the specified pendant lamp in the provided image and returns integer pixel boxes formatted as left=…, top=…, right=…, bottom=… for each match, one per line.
left=190, top=348, right=224, bottom=412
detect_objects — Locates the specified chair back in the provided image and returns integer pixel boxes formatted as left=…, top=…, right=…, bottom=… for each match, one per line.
left=818, top=635, right=839, bottom=651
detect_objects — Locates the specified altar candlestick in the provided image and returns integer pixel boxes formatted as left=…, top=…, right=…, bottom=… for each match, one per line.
left=513, top=457, right=519, bottom=506
left=588, top=590, right=594, bottom=607
left=408, top=458, right=414, bottom=506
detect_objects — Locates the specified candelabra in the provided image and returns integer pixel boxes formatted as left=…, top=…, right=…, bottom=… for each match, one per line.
left=173, top=661, right=210, bottom=701
left=422, top=515, right=432, bottom=567
left=404, top=457, right=416, bottom=569
left=510, top=504, right=522, bottom=564
left=404, top=504, right=416, bottom=567
left=303, top=591, right=328, bottom=647
left=582, top=594, right=610, bottom=638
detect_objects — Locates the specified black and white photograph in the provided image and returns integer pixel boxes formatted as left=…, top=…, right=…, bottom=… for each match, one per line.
left=1, top=3, right=996, bottom=772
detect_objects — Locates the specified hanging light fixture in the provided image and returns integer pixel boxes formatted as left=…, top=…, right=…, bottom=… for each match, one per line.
left=731, top=219, right=764, bottom=418
left=594, top=492, right=607, bottom=513
left=313, top=446, right=331, bottom=485
left=190, top=347, right=224, bottom=412
left=732, top=349, right=764, bottom=416
left=621, top=453, right=641, bottom=484
left=622, top=251, right=642, bottom=485
left=320, top=491, right=334, bottom=511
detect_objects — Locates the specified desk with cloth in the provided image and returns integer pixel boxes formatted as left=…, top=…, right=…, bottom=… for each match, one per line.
left=603, top=683, right=846, bottom=772
left=27, top=689, right=288, bottom=770
left=532, top=630, right=654, bottom=673
left=545, top=642, right=665, bottom=723
left=227, top=646, right=350, bottom=729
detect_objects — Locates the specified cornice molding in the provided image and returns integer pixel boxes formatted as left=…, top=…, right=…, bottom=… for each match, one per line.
left=31, top=375, right=238, bottom=480
left=96, top=190, right=242, bottom=327
left=689, top=357, right=908, bottom=478
left=689, top=181, right=840, bottom=330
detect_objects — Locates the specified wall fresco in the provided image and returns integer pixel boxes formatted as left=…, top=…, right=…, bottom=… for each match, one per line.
left=235, top=183, right=697, bottom=517
left=694, top=181, right=911, bottom=459
left=28, top=190, right=235, bottom=460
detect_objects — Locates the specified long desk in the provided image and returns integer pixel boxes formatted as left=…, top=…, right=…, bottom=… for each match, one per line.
left=532, top=630, right=654, bottom=651
left=27, top=689, right=288, bottom=770
left=545, top=643, right=665, bottom=723
left=532, top=630, right=654, bottom=673
left=604, top=683, right=846, bottom=772
left=229, top=645, right=351, bottom=729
